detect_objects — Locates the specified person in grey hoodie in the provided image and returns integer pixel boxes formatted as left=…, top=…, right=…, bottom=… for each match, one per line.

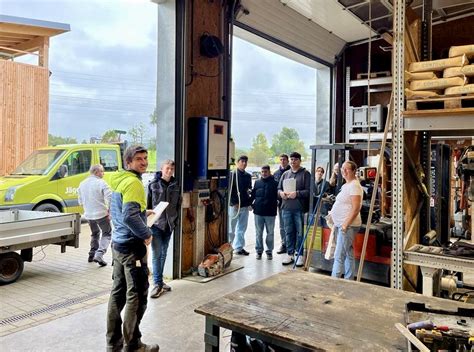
left=277, top=152, right=311, bottom=267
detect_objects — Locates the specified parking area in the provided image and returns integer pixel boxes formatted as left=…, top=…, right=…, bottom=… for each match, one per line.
left=0, top=223, right=113, bottom=336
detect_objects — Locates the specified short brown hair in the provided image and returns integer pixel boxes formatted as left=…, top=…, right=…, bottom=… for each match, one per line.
left=124, top=145, right=148, bottom=165
left=261, top=165, right=270, bottom=171
left=279, top=153, right=288, bottom=159
left=316, top=166, right=325, bottom=173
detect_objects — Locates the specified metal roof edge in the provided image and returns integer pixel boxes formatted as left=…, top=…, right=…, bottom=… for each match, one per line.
left=0, top=14, right=70, bottom=33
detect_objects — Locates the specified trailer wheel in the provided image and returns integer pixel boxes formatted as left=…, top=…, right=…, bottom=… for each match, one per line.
left=34, top=203, right=60, bottom=213
left=0, top=252, right=24, bottom=285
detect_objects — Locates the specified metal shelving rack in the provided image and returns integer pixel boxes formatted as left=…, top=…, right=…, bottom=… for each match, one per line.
left=391, top=0, right=405, bottom=290
left=345, top=67, right=392, bottom=143
left=391, top=0, right=474, bottom=289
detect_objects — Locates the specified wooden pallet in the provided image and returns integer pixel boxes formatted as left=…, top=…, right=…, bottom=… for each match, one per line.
left=406, top=94, right=474, bottom=111
left=356, top=71, right=391, bottom=79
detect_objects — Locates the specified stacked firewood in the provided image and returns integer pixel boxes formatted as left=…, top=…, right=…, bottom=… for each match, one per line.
left=405, top=45, right=474, bottom=99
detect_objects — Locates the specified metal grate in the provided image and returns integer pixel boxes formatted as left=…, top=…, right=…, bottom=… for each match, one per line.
left=0, top=288, right=110, bottom=326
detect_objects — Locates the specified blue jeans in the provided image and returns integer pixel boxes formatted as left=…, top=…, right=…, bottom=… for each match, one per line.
left=228, top=206, right=249, bottom=251
left=331, top=226, right=357, bottom=280
left=254, top=215, right=275, bottom=254
left=150, top=226, right=172, bottom=286
left=282, top=210, right=304, bottom=256
left=278, top=208, right=286, bottom=247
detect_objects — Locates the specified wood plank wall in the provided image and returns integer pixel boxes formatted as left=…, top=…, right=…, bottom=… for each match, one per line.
left=181, top=0, right=224, bottom=274
left=402, top=10, right=422, bottom=292
left=0, top=61, right=49, bottom=176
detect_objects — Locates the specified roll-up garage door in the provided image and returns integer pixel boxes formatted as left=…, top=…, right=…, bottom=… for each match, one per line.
left=235, top=0, right=345, bottom=66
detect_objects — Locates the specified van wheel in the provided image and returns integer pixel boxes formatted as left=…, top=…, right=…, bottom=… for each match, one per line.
left=0, top=252, right=24, bottom=285
left=34, top=203, right=60, bottom=212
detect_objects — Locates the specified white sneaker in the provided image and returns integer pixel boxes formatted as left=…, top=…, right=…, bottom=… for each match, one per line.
left=282, top=254, right=294, bottom=266
left=295, top=255, right=305, bottom=267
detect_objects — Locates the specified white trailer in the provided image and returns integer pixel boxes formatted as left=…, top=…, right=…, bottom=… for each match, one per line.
left=0, top=209, right=80, bottom=284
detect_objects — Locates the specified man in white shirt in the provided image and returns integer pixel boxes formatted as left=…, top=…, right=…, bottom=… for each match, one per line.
left=78, top=164, right=112, bottom=266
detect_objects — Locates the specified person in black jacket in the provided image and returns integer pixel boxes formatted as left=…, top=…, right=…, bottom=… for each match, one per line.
left=273, top=154, right=290, bottom=254
left=228, top=155, right=253, bottom=255
left=252, top=165, right=278, bottom=260
left=314, top=166, right=330, bottom=227
left=147, top=159, right=180, bottom=299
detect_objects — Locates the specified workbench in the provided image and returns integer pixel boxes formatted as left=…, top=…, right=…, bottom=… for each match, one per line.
left=195, top=271, right=471, bottom=351
left=404, top=244, right=474, bottom=297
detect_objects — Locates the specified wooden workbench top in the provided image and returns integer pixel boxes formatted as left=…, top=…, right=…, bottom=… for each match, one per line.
left=195, top=271, right=471, bottom=351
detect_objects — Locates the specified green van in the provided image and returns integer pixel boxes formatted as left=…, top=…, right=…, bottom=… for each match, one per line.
left=0, top=144, right=124, bottom=213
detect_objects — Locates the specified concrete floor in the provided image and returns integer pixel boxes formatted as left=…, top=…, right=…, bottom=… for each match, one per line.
left=0, top=213, right=291, bottom=351
left=1, top=247, right=290, bottom=352
left=2, top=213, right=472, bottom=351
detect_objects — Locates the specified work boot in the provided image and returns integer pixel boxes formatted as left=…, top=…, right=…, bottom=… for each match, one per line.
left=295, top=255, right=305, bottom=267
left=150, top=285, right=164, bottom=299
left=135, top=342, right=159, bottom=352
left=126, top=341, right=159, bottom=352
left=93, top=255, right=107, bottom=267
left=276, top=246, right=286, bottom=254
left=282, top=254, right=294, bottom=265
left=235, top=249, right=249, bottom=256
left=88, top=255, right=94, bottom=263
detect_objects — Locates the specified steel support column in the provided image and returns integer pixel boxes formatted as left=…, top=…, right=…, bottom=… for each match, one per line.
left=391, top=0, right=405, bottom=290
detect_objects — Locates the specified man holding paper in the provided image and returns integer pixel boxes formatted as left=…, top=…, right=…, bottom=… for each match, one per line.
left=277, top=152, right=311, bottom=266
left=106, top=145, right=159, bottom=352
left=147, top=160, right=180, bottom=299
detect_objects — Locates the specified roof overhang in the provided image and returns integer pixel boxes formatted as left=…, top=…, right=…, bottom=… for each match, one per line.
left=0, top=15, right=70, bottom=59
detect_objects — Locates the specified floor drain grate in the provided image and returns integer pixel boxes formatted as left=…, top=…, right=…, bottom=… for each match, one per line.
left=0, top=288, right=110, bottom=326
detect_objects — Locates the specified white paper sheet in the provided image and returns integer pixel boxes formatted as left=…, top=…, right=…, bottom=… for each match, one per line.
left=147, top=201, right=169, bottom=227
left=282, top=178, right=296, bottom=193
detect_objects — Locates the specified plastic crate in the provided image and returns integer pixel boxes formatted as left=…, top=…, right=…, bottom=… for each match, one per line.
left=349, top=104, right=384, bottom=132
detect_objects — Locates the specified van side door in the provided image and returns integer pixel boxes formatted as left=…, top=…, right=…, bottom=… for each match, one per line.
left=56, top=149, right=92, bottom=212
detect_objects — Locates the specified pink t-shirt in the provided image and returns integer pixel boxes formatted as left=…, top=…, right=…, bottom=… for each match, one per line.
left=330, top=180, right=363, bottom=227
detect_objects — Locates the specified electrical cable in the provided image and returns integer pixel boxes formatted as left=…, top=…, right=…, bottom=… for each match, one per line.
left=451, top=290, right=474, bottom=301
left=228, top=169, right=241, bottom=220
left=205, top=190, right=225, bottom=250
left=32, top=245, right=49, bottom=262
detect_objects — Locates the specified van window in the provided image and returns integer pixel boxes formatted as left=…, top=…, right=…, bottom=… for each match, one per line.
left=99, top=150, right=119, bottom=171
left=63, top=150, right=92, bottom=176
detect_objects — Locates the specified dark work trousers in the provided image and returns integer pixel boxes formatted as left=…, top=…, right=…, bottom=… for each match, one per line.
left=88, top=216, right=112, bottom=259
left=106, top=249, right=149, bottom=352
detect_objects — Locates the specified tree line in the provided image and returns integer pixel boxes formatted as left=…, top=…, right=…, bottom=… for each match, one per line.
left=48, top=107, right=307, bottom=166
left=236, top=127, right=308, bottom=166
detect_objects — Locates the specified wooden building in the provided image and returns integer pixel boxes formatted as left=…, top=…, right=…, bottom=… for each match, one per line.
left=0, top=15, right=69, bottom=176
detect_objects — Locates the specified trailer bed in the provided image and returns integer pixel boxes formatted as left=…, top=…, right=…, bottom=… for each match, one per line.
left=0, top=210, right=80, bottom=252
left=0, top=210, right=81, bottom=284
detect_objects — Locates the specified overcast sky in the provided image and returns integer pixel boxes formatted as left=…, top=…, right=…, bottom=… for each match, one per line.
left=1, top=0, right=322, bottom=149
